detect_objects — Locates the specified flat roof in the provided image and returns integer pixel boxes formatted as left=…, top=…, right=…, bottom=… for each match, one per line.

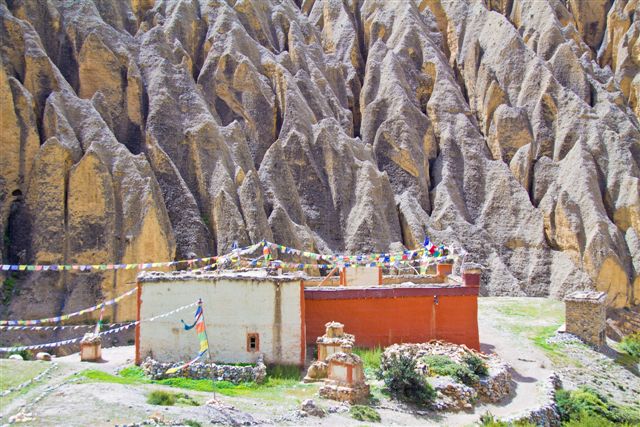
left=564, top=290, right=607, bottom=303
left=305, top=284, right=478, bottom=299
left=138, top=269, right=305, bottom=283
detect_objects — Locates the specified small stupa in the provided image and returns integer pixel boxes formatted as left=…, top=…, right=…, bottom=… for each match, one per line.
left=319, top=343, right=370, bottom=403
left=304, top=321, right=354, bottom=383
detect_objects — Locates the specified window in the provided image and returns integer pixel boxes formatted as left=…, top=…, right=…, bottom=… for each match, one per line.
left=247, top=333, right=259, bottom=352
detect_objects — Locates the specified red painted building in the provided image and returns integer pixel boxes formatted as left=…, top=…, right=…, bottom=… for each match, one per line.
left=304, top=277, right=480, bottom=351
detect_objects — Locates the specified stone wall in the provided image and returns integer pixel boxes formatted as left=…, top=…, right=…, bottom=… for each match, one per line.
left=141, top=355, right=267, bottom=384
left=564, top=291, right=607, bottom=347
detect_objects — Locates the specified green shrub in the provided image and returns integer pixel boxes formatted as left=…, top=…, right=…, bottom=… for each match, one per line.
left=182, top=420, right=202, bottom=427
left=350, top=405, right=381, bottom=422
left=620, top=332, right=640, bottom=360
left=422, top=355, right=479, bottom=386
left=9, top=348, right=31, bottom=361
left=462, top=353, right=489, bottom=376
left=556, top=387, right=640, bottom=425
left=147, top=390, right=176, bottom=406
left=2, top=276, right=17, bottom=305
left=380, top=355, right=436, bottom=405
left=562, top=411, right=618, bottom=427
left=477, top=411, right=535, bottom=426
left=478, top=412, right=507, bottom=426
left=175, top=393, right=199, bottom=406
left=147, top=390, right=199, bottom=406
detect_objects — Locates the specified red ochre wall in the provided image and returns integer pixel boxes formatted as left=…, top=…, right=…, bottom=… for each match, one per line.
left=304, top=289, right=479, bottom=350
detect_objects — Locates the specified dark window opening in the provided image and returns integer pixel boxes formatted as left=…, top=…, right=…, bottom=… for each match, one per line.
left=247, top=333, right=259, bottom=352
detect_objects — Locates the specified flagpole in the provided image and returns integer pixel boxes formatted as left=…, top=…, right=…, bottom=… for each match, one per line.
left=198, top=298, right=216, bottom=401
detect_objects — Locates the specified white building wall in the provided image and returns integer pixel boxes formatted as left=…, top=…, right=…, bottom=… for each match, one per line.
left=344, top=266, right=380, bottom=286
left=139, top=276, right=303, bottom=365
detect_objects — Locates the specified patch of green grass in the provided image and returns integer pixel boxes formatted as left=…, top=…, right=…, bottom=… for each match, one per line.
left=119, top=365, right=145, bottom=379
left=267, top=364, right=301, bottom=380
left=354, top=347, right=383, bottom=372
left=78, top=369, right=147, bottom=386
left=0, top=360, right=49, bottom=391
left=182, top=420, right=202, bottom=427
left=492, top=298, right=564, bottom=320
left=157, top=377, right=216, bottom=392
left=77, top=364, right=313, bottom=404
left=620, top=332, right=640, bottom=362
left=531, top=325, right=562, bottom=353
left=350, top=405, right=381, bottom=422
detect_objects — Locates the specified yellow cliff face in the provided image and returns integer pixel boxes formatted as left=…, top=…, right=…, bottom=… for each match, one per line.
left=0, top=0, right=638, bottom=322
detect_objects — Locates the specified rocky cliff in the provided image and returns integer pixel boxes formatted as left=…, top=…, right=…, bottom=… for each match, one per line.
left=0, top=0, right=638, bottom=321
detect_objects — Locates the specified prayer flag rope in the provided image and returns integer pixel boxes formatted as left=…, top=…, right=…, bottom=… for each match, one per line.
left=250, top=256, right=450, bottom=270
left=263, top=239, right=452, bottom=264
left=0, top=301, right=197, bottom=352
left=0, top=287, right=137, bottom=326
left=0, top=239, right=451, bottom=272
left=0, top=256, right=215, bottom=273
left=0, top=322, right=131, bottom=331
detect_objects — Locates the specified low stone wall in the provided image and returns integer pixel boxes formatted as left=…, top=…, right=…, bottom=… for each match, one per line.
left=141, top=355, right=267, bottom=384
left=502, top=373, right=562, bottom=427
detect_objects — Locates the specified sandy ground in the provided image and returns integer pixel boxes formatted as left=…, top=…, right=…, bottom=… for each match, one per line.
left=0, top=297, right=635, bottom=426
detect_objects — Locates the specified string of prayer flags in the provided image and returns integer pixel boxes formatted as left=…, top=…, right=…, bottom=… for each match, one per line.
left=0, top=301, right=197, bottom=352
left=167, top=299, right=209, bottom=374
left=0, top=256, right=216, bottom=273
left=0, top=287, right=137, bottom=326
left=0, top=323, right=128, bottom=332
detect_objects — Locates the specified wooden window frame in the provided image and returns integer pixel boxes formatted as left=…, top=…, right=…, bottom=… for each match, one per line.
left=247, top=333, right=260, bottom=352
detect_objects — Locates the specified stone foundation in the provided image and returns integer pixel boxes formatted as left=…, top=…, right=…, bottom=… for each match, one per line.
left=319, top=381, right=370, bottom=404
left=141, top=355, right=267, bottom=383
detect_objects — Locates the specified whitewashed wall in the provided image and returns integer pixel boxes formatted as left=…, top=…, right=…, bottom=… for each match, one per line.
left=344, top=266, right=380, bottom=286
left=138, top=274, right=303, bottom=365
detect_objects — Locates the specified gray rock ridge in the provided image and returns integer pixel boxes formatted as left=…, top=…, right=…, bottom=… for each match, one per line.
left=0, top=0, right=638, bottom=322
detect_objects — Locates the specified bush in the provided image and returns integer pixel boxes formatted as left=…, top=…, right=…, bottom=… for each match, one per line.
left=147, top=390, right=199, bottom=406
left=350, top=405, right=381, bottom=422
left=620, top=332, right=640, bottom=360
left=556, top=387, right=640, bottom=425
left=379, top=355, right=436, bottom=405
left=462, top=353, right=489, bottom=376
left=182, top=421, right=202, bottom=427
left=147, top=390, right=176, bottom=406
left=422, top=355, right=479, bottom=386
left=562, top=411, right=618, bottom=427
left=478, top=411, right=535, bottom=426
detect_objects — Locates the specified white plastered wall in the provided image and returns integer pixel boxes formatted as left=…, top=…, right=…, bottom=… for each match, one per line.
left=344, top=266, right=380, bottom=286
left=139, top=277, right=303, bottom=365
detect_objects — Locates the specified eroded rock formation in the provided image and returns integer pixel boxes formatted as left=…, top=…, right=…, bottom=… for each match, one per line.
left=0, top=0, right=638, bottom=322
